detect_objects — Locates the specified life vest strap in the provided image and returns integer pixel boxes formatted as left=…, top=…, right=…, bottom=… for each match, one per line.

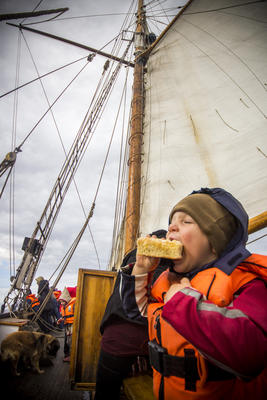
left=184, top=349, right=198, bottom=391
left=63, top=313, right=74, bottom=319
left=148, top=339, right=235, bottom=392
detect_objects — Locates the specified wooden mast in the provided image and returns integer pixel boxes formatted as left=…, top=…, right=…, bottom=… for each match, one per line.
left=124, top=0, right=146, bottom=255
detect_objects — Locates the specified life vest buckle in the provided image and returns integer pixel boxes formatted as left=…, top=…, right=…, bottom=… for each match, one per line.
left=149, top=339, right=199, bottom=391
left=148, top=339, right=167, bottom=375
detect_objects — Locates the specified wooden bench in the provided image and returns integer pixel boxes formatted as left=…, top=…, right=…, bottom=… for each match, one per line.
left=123, top=374, right=154, bottom=400
left=0, top=317, right=29, bottom=345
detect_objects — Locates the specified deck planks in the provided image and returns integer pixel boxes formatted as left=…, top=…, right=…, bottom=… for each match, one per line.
left=0, top=334, right=84, bottom=400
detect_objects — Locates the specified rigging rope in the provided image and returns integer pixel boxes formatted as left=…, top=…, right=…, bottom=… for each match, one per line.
left=0, top=163, right=14, bottom=199
left=150, top=0, right=172, bottom=23
left=15, top=61, right=89, bottom=152
left=21, top=30, right=101, bottom=268
left=22, top=0, right=136, bottom=27
left=183, top=1, right=266, bottom=15
left=0, top=56, right=88, bottom=100
left=0, top=5, right=135, bottom=208
left=111, top=83, right=129, bottom=249
left=33, top=61, right=132, bottom=321
left=21, top=0, right=45, bottom=24
left=2, top=3, right=135, bottom=153
left=2, top=0, right=136, bottom=313
left=24, top=12, right=136, bottom=25
left=31, top=20, right=135, bottom=318
left=1, top=54, right=131, bottom=313
left=20, top=0, right=67, bottom=26
left=9, top=30, right=22, bottom=277
left=247, top=233, right=267, bottom=245
left=110, top=47, right=134, bottom=268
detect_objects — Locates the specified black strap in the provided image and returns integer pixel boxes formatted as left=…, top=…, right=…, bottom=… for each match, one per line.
left=154, top=313, right=165, bottom=399
left=184, top=349, right=198, bottom=391
left=149, top=339, right=167, bottom=376
left=149, top=340, right=235, bottom=392
left=149, top=340, right=198, bottom=391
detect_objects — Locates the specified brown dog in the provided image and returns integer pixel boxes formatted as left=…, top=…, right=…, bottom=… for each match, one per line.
left=0, top=331, right=60, bottom=376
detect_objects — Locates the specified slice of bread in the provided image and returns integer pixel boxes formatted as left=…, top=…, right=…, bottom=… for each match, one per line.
left=137, top=237, right=183, bottom=259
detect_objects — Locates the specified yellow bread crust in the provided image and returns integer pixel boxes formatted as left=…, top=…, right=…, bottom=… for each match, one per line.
left=137, top=237, right=183, bottom=259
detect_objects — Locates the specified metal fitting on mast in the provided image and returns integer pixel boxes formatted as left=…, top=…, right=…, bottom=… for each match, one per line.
left=134, top=2, right=146, bottom=57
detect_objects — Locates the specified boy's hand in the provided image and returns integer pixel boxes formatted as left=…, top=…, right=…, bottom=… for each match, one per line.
left=164, top=277, right=191, bottom=303
left=132, top=234, right=160, bottom=275
left=133, top=253, right=160, bottom=275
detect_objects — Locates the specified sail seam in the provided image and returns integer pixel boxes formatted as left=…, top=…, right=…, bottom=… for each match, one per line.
left=182, top=17, right=267, bottom=93
left=215, top=110, right=239, bottom=133
left=171, top=26, right=267, bottom=119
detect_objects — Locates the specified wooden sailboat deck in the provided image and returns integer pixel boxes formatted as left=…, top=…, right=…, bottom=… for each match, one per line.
left=0, top=334, right=85, bottom=400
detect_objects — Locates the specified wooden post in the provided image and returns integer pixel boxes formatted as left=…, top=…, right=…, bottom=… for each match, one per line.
left=70, top=269, right=116, bottom=391
left=248, top=211, right=267, bottom=234
left=124, top=0, right=145, bottom=255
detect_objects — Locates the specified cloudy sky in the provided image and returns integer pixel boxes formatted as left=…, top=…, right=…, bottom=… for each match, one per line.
left=0, top=0, right=188, bottom=303
left=0, top=0, right=266, bottom=305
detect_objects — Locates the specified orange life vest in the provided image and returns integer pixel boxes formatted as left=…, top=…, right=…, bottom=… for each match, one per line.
left=53, top=290, right=61, bottom=300
left=26, top=293, right=40, bottom=310
left=61, top=297, right=76, bottom=324
left=148, top=254, right=267, bottom=400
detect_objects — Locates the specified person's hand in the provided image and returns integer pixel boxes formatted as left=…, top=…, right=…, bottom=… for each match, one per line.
left=164, top=277, right=191, bottom=303
left=132, top=234, right=160, bottom=275
left=57, top=318, right=63, bottom=324
left=132, top=253, right=160, bottom=275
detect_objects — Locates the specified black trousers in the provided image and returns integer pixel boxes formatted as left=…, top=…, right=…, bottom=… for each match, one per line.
left=94, top=348, right=137, bottom=399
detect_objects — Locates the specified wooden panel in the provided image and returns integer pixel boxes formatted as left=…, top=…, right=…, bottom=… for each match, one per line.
left=0, top=336, right=82, bottom=400
left=123, top=375, right=154, bottom=400
left=70, top=269, right=116, bottom=391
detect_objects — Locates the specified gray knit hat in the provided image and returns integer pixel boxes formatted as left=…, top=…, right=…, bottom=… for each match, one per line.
left=58, top=287, right=71, bottom=303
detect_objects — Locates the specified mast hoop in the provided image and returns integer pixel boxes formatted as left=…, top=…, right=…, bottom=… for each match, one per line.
left=128, top=132, right=144, bottom=145
left=127, top=152, right=144, bottom=166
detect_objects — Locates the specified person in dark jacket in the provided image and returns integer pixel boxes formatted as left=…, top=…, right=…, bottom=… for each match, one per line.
left=36, top=276, right=55, bottom=333
left=94, top=229, right=171, bottom=400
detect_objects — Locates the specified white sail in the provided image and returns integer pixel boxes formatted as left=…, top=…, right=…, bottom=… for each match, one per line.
left=140, top=0, right=267, bottom=235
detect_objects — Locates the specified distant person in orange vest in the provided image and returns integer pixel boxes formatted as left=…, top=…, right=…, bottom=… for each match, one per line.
left=66, top=286, right=76, bottom=297
left=58, top=287, right=76, bottom=362
left=26, top=291, right=40, bottom=315
left=53, top=289, right=62, bottom=300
